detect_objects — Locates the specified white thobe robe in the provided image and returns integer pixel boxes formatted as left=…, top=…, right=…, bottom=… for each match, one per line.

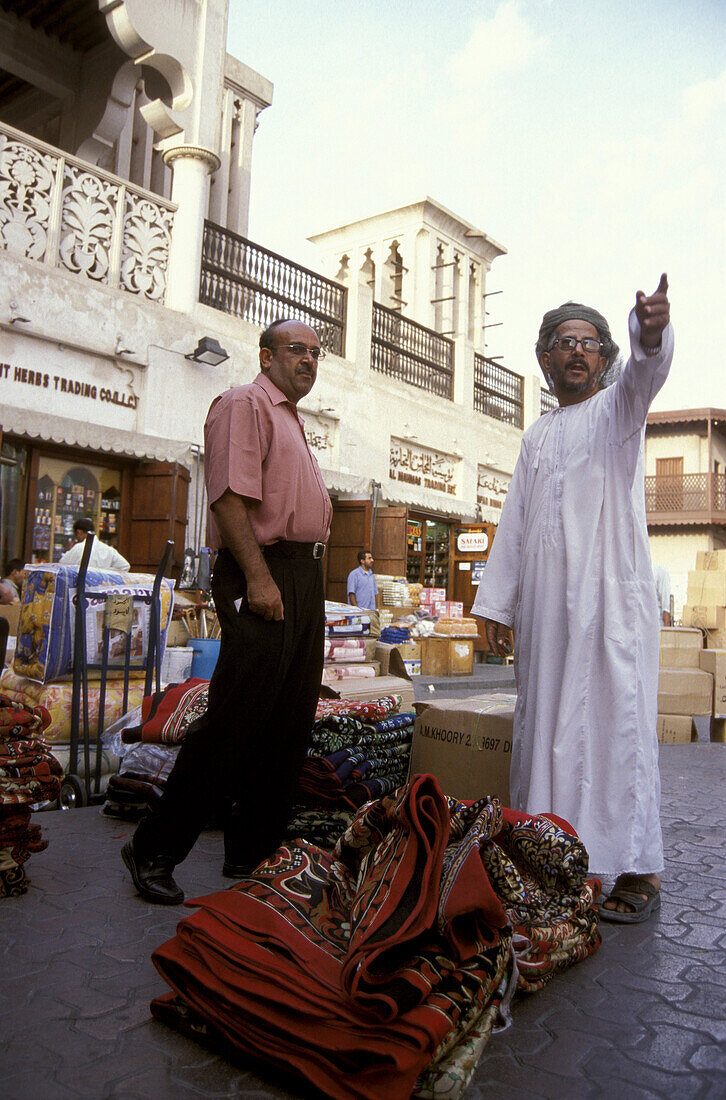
left=472, top=311, right=673, bottom=875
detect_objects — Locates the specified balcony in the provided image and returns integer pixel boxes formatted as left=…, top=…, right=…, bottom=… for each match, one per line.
left=474, top=354, right=524, bottom=428
left=645, top=473, right=726, bottom=525
left=0, top=121, right=175, bottom=303
left=371, top=303, right=454, bottom=399
left=200, top=221, right=347, bottom=355
left=540, top=387, right=558, bottom=415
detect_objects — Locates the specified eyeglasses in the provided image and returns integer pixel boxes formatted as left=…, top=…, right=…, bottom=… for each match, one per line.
left=551, top=336, right=602, bottom=354
left=272, top=343, right=326, bottom=360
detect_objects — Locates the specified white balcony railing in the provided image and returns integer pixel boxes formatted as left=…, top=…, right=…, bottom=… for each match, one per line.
left=0, top=121, right=176, bottom=303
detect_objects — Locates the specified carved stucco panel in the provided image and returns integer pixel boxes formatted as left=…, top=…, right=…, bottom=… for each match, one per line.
left=121, top=193, right=173, bottom=300
left=59, top=164, right=119, bottom=283
left=0, top=135, right=57, bottom=261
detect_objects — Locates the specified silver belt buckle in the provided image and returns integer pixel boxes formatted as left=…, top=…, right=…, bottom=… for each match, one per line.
left=312, top=542, right=326, bottom=559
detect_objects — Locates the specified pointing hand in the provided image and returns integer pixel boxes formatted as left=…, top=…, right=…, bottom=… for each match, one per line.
left=635, top=273, right=670, bottom=348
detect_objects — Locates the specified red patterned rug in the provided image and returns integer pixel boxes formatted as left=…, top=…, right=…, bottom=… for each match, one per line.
left=151, top=775, right=600, bottom=1098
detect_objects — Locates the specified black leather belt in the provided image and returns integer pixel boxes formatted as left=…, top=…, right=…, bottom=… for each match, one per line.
left=263, top=540, right=326, bottom=559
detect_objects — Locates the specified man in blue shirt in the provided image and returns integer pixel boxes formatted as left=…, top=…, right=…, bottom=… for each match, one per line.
left=346, top=550, right=379, bottom=610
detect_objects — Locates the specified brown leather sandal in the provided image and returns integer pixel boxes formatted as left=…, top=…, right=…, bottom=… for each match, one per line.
left=597, top=874, right=661, bottom=923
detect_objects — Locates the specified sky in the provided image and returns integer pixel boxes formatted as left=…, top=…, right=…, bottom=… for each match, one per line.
left=227, top=0, right=725, bottom=412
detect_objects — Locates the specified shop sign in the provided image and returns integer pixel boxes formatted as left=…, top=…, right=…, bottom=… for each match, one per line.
left=471, top=560, right=487, bottom=585
left=389, top=439, right=458, bottom=496
left=302, top=412, right=337, bottom=465
left=0, top=358, right=139, bottom=416
left=476, top=466, right=509, bottom=510
left=457, top=531, right=489, bottom=553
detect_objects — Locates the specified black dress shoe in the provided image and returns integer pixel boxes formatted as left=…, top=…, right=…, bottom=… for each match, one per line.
left=122, top=841, right=184, bottom=904
left=222, top=859, right=259, bottom=879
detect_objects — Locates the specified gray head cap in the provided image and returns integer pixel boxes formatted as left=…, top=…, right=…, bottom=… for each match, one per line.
left=535, top=301, right=620, bottom=388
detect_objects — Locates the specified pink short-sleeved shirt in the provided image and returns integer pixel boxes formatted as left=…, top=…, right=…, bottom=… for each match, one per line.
left=204, top=372, right=332, bottom=549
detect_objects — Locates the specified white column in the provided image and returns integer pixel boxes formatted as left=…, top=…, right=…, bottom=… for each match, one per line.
left=453, top=337, right=474, bottom=407
left=346, top=276, right=374, bottom=369
left=163, top=145, right=221, bottom=315
left=523, top=372, right=542, bottom=429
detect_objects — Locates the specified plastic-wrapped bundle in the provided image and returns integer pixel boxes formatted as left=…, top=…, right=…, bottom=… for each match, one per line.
left=14, top=564, right=174, bottom=683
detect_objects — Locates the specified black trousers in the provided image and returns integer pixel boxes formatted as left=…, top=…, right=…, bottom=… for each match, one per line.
left=134, top=545, right=325, bottom=866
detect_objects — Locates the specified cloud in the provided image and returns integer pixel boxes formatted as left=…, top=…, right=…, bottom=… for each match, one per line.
left=449, top=0, right=547, bottom=89
left=682, top=68, right=726, bottom=125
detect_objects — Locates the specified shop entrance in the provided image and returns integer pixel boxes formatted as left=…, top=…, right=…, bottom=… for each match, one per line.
left=326, top=501, right=407, bottom=603
left=406, top=514, right=452, bottom=591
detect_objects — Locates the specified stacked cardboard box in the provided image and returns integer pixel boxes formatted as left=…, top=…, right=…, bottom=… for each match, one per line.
left=682, top=550, right=726, bottom=648
left=657, top=627, right=712, bottom=742
left=409, top=693, right=516, bottom=802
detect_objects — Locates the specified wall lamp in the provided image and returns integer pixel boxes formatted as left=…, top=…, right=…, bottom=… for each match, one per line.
left=185, top=336, right=229, bottom=365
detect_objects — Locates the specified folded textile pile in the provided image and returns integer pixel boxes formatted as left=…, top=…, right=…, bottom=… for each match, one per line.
left=325, top=600, right=370, bottom=637
left=379, top=625, right=411, bottom=645
left=103, top=741, right=181, bottom=820
left=299, top=695, right=415, bottom=809
left=103, top=678, right=208, bottom=820
left=323, top=601, right=377, bottom=684
left=0, top=668, right=145, bottom=744
left=149, top=775, right=600, bottom=1100
left=120, top=678, right=209, bottom=744
left=0, top=694, right=62, bottom=897
left=322, top=637, right=379, bottom=683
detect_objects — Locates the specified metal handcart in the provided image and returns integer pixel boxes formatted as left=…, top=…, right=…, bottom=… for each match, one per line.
left=58, top=535, right=174, bottom=809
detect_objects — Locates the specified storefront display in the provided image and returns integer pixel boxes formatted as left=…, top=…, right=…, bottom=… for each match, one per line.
left=406, top=516, right=451, bottom=592
left=30, top=456, right=124, bottom=564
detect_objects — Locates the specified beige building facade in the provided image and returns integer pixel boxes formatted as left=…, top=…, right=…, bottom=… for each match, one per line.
left=0, top=0, right=550, bottom=606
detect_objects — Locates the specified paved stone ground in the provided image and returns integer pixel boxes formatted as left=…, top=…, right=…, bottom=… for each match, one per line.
left=1, top=743, right=724, bottom=1099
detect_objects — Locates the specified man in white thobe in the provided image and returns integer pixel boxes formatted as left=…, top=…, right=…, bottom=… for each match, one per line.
left=472, top=275, right=672, bottom=923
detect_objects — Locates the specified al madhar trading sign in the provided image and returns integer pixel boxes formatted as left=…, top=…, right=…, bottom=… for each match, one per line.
left=389, top=439, right=459, bottom=496
left=476, top=466, right=510, bottom=520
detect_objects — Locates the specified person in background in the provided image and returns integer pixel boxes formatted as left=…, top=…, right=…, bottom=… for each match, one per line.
left=58, top=517, right=130, bottom=571
left=346, top=550, right=380, bottom=610
left=473, top=274, right=672, bottom=925
left=652, top=562, right=672, bottom=626
left=1, top=559, right=24, bottom=603
left=122, top=318, right=331, bottom=905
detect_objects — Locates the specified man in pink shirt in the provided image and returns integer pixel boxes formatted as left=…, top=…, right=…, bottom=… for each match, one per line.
left=123, top=319, right=332, bottom=904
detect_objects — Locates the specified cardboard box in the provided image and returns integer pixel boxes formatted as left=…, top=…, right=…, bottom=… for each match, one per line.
left=698, top=649, right=726, bottom=717
left=711, top=717, right=726, bottom=742
left=659, top=647, right=701, bottom=669
left=656, top=714, right=697, bottom=744
left=420, top=635, right=475, bottom=677
left=706, top=630, right=726, bottom=650
left=0, top=604, right=21, bottom=636
left=659, top=627, right=703, bottom=649
left=657, top=667, right=713, bottom=716
left=403, top=660, right=421, bottom=677
left=395, top=641, right=421, bottom=660
left=681, top=606, right=726, bottom=630
left=696, top=550, right=726, bottom=571
left=319, top=673, right=415, bottom=709
left=686, top=570, right=726, bottom=606
left=409, top=694, right=517, bottom=802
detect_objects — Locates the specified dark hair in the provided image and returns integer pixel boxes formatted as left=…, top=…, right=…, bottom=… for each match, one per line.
left=73, top=516, right=95, bottom=534
left=5, top=558, right=23, bottom=573
left=357, top=550, right=371, bottom=565
left=259, top=319, right=295, bottom=351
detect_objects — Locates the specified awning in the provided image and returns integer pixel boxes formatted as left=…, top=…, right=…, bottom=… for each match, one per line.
left=380, top=480, right=479, bottom=521
left=1, top=408, right=195, bottom=467
left=319, top=468, right=372, bottom=496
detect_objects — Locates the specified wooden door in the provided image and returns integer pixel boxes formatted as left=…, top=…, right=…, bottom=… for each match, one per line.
left=326, top=500, right=372, bottom=603
left=372, top=506, right=407, bottom=578
left=451, top=523, right=497, bottom=651
left=655, top=456, right=683, bottom=510
left=128, top=461, right=190, bottom=577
